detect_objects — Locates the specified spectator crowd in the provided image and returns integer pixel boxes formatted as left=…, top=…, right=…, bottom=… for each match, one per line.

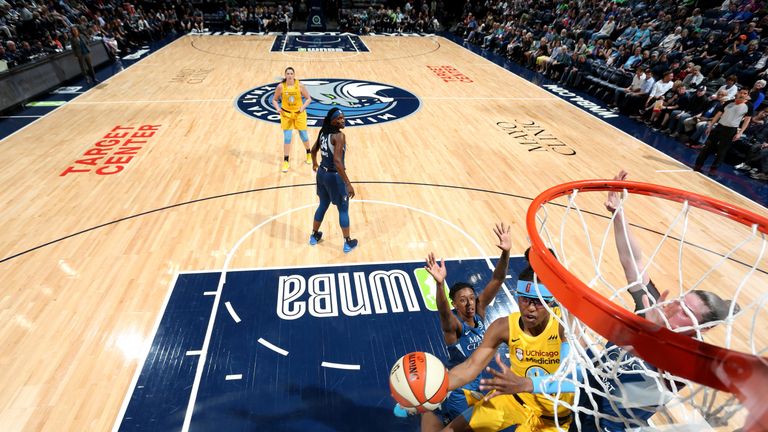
left=0, top=0, right=442, bottom=71
left=454, top=0, right=768, bottom=181
left=0, top=0, right=226, bottom=69
left=338, top=0, right=445, bottom=34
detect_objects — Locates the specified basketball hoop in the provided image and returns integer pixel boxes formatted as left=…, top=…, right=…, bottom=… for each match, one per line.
left=525, top=179, right=768, bottom=431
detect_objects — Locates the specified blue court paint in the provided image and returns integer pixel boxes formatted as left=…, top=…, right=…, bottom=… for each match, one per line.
left=118, top=271, right=218, bottom=431
left=271, top=34, right=370, bottom=52
left=116, top=257, right=528, bottom=431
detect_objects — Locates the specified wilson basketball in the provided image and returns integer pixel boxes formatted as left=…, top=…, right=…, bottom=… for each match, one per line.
left=389, top=352, right=449, bottom=412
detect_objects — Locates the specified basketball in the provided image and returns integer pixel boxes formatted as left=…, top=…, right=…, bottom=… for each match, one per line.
left=389, top=352, right=449, bottom=413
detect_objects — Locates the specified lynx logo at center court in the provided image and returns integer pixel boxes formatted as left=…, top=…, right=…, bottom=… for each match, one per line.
left=236, top=78, right=420, bottom=127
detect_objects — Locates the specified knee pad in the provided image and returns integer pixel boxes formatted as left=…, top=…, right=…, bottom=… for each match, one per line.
left=283, top=130, right=293, bottom=144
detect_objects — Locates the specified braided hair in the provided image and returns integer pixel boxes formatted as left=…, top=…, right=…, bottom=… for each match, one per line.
left=311, top=108, right=342, bottom=154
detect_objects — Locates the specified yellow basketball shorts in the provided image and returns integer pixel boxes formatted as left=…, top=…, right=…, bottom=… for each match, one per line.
left=468, top=394, right=571, bottom=432
left=280, top=110, right=308, bottom=131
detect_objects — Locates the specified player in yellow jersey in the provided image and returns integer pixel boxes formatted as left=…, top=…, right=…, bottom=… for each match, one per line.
left=272, top=66, right=312, bottom=172
left=473, top=170, right=738, bottom=432
left=441, top=249, right=572, bottom=432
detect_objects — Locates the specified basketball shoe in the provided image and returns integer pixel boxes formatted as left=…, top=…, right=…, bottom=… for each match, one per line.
left=343, top=238, right=358, bottom=253
left=281, top=160, right=289, bottom=172
left=393, top=404, right=417, bottom=417
left=309, top=231, right=323, bottom=246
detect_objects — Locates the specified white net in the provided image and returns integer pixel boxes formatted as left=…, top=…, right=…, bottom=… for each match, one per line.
left=525, top=182, right=768, bottom=431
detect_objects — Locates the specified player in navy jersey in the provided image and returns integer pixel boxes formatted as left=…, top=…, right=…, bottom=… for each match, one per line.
left=395, top=223, right=512, bottom=430
left=309, top=108, right=358, bottom=253
left=477, top=170, right=737, bottom=431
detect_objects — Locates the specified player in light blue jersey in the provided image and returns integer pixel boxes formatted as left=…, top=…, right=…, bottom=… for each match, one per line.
left=396, top=223, right=512, bottom=430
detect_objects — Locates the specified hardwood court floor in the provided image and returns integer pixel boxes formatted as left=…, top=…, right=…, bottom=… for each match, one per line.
left=0, top=34, right=766, bottom=431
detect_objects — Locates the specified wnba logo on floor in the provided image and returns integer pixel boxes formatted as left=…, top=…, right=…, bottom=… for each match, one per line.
left=236, top=78, right=420, bottom=127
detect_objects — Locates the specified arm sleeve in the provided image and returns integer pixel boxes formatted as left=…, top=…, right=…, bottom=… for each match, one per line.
left=629, top=279, right=661, bottom=313
left=530, top=341, right=581, bottom=394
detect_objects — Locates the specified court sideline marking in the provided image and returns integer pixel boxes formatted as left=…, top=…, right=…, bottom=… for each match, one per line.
left=0, top=181, right=542, bottom=263
left=110, top=273, right=181, bottom=432
left=4, top=181, right=759, bottom=269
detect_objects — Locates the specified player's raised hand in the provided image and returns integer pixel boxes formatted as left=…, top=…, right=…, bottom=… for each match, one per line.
left=605, top=169, right=628, bottom=213
left=479, top=354, right=532, bottom=400
left=642, top=288, right=670, bottom=327
left=424, top=252, right=447, bottom=285
left=494, top=222, right=512, bottom=253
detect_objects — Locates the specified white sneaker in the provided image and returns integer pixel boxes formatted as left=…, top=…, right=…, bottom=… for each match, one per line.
left=735, top=163, right=750, bottom=170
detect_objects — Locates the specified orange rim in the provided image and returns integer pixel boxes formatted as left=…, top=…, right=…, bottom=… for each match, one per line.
left=526, top=179, right=768, bottom=430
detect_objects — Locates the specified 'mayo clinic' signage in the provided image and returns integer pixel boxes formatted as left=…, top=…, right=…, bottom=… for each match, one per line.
left=236, top=78, right=420, bottom=127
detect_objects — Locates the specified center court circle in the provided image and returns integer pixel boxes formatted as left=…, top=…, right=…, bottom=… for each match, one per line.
left=236, top=78, right=421, bottom=127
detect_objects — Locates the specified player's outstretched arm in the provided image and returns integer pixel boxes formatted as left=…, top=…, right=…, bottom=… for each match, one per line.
left=477, top=222, right=511, bottom=318
left=447, top=317, right=508, bottom=391
left=480, top=341, right=579, bottom=398
left=426, top=253, right=461, bottom=344
left=606, top=170, right=664, bottom=311
left=605, top=170, right=650, bottom=288
left=480, top=353, right=533, bottom=396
